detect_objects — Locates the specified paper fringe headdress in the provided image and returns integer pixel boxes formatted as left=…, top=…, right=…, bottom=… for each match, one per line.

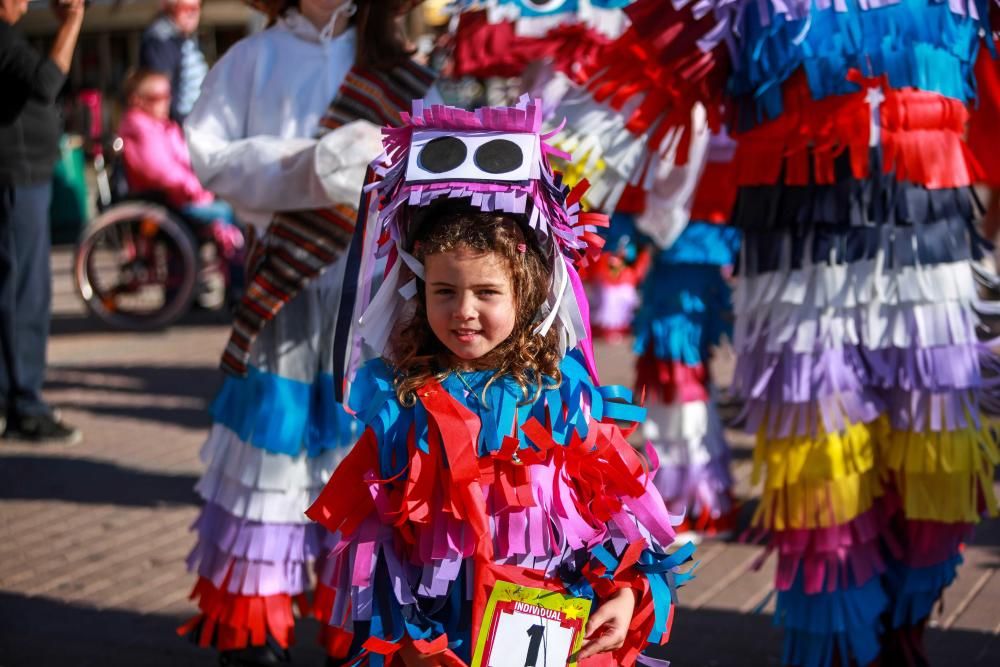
left=333, top=96, right=609, bottom=398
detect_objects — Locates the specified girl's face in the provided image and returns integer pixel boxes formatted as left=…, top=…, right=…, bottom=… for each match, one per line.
left=424, top=247, right=517, bottom=364
left=133, top=76, right=172, bottom=121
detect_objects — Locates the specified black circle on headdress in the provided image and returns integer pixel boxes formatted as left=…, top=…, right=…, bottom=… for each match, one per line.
left=419, top=136, right=468, bottom=173
left=474, top=139, right=524, bottom=174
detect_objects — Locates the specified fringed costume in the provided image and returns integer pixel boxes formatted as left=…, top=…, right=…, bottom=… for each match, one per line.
left=179, top=12, right=436, bottom=656
left=583, top=212, right=650, bottom=342
left=548, top=1, right=1000, bottom=665
left=307, top=96, right=695, bottom=666
left=633, top=132, right=742, bottom=536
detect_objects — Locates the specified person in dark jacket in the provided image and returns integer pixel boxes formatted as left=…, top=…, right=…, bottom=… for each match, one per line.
left=139, top=0, right=207, bottom=122
left=0, top=0, right=85, bottom=443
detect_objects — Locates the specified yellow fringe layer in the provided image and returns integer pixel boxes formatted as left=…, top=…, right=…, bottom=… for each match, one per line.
left=751, top=419, right=884, bottom=531
left=750, top=416, right=1000, bottom=529
left=877, top=423, right=999, bottom=523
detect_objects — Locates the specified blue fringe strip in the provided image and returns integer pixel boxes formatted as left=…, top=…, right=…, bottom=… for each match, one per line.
left=655, top=221, right=741, bottom=267
left=884, top=553, right=963, bottom=628
left=633, top=262, right=733, bottom=365
left=210, top=365, right=362, bottom=457
left=775, top=574, right=887, bottom=667
left=730, top=0, right=988, bottom=128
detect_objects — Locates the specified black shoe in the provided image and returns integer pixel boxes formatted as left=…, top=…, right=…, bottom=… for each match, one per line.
left=3, top=413, right=82, bottom=445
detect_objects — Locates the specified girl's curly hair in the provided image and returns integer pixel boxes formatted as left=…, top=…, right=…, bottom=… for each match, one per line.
left=389, top=211, right=563, bottom=406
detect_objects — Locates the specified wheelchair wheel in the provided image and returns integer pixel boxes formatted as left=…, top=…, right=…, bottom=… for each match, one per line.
left=74, top=201, right=198, bottom=330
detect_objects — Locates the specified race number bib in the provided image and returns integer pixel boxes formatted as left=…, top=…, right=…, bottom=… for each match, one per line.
left=471, top=580, right=591, bottom=667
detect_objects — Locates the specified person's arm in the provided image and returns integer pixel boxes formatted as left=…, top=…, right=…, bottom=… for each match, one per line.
left=0, top=1, right=83, bottom=105
left=184, top=40, right=383, bottom=215
left=48, top=0, right=85, bottom=74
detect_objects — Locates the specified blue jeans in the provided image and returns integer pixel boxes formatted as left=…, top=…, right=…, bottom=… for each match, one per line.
left=0, top=182, right=54, bottom=418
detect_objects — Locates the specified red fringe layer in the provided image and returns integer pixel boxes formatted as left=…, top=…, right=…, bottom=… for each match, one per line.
left=732, top=73, right=982, bottom=189
left=675, top=497, right=740, bottom=537
left=691, top=160, right=738, bottom=224
left=969, top=49, right=1000, bottom=186
left=176, top=576, right=306, bottom=651
left=570, top=3, right=728, bottom=161
left=635, top=353, right=710, bottom=404
left=450, top=10, right=613, bottom=80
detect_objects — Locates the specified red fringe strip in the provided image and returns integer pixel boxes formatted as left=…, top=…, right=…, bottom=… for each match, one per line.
left=571, top=3, right=728, bottom=163
left=674, top=498, right=740, bottom=536
left=732, top=73, right=982, bottom=189
left=580, top=247, right=650, bottom=286
left=969, top=49, right=1000, bottom=186
left=635, top=353, right=710, bottom=404
left=176, top=576, right=305, bottom=651
left=690, top=160, right=738, bottom=223
left=450, top=10, right=613, bottom=81
left=312, top=583, right=357, bottom=659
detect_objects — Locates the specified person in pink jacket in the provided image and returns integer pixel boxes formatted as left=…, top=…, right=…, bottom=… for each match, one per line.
left=117, top=68, right=234, bottom=228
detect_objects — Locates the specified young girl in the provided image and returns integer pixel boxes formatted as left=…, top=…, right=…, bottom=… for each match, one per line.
left=306, top=97, right=692, bottom=666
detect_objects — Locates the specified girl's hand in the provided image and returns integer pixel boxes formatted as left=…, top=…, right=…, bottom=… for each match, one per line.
left=577, top=587, right=636, bottom=659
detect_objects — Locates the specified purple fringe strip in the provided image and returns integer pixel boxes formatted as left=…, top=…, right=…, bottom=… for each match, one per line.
left=186, top=501, right=328, bottom=597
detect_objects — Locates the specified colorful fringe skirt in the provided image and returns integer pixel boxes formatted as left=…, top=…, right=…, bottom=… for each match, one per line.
left=180, top=256, right=362, bottom=652
left=633, top=221, right=742, bottom=534
left=730, top=92, right=999, bottom=666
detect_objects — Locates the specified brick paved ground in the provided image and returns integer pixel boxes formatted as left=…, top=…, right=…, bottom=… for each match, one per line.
left=1, top=248, right=998, bottom=666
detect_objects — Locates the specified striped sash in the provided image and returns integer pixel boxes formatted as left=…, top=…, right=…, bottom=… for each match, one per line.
left=221, top=59, right=436, bottom=376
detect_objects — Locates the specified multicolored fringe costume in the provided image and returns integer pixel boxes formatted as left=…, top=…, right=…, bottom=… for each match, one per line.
left=307, top=97, right=695, bottom=665
left=583, top=212, right=650, bottom=341
left=179, top=61, right=435, bottom=654
left=550, top=2, right=1000, bottom=665
left=633, top=134, right=742, bottom=536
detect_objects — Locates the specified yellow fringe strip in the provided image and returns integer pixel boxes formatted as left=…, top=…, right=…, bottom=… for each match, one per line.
left=748, top=411, right=1000, bottom=529
left=752, top=419, right=884, bottom=490
left=753, top=467, right=882, bottom=532
left=878, top=423, right=999, bottom=523
left=549, top=139, right=604, bottom=191
left=751, top=418, right=886, bottom=530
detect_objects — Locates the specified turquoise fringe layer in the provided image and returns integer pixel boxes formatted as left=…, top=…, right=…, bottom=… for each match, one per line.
left=654, top=221, right=740, bottom=267
left=730, top=0, right=987, bottom=126
left=210, top=365, right=362, bottom=457
left=633, top=267, right=733, bottom=366
left=775, top=573, right=887, bottom=667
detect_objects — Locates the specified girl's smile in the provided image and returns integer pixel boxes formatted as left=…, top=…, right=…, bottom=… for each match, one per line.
left=424, top=247, right=517, bottom=363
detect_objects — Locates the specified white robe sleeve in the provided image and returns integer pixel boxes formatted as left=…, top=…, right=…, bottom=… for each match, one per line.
left=184, top=39, right=383, bottom=220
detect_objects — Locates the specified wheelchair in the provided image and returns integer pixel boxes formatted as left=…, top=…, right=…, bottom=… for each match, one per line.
left=73, top=137, right=244, bottom=330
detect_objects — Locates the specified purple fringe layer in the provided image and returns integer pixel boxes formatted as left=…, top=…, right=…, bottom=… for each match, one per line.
left=186, top=501, right=327, bottom=597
